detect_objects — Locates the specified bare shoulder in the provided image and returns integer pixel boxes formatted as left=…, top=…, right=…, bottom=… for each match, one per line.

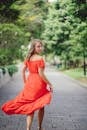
left=35, top=55, right=44, bottom=61
left=30, top=55, right=44, bottom=61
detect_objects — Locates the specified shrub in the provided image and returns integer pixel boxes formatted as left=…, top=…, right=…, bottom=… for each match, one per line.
left=7, top=65, right=18, bottom=77
left=0, top=66, right=6, bottom=75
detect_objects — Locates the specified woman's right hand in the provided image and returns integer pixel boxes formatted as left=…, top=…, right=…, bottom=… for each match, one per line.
left=48, top=83, right=53, bottom=93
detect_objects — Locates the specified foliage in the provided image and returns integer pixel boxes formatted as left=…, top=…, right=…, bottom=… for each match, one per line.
left=0, top=23, right=29, bottom=65
left=17, top=0, right=48, bottom=38
left=0, top=0, right=20, bottom=23
left=41, top=0, right=87, bottom=74
left=0, top=66, right=6, bottom=75
left=70, top=22, right=87, bottom=57
left=7, top=65, right=18, bottom=77
left=73, top=0, right=87, bottom=20
left=0, top=0, right=48, bottom=66
left=0, top=0, right=87, bottom=76
left=0, top=64, right=18, bottom=77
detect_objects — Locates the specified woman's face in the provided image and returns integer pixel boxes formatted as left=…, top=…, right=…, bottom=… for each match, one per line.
left=34, top=42, right=43, bottom=54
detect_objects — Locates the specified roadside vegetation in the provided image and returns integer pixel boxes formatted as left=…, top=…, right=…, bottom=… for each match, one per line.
left=0, top=0, right=87, bottom=79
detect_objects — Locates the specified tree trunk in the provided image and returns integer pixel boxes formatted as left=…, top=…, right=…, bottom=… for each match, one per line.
left=83, top=45, right=86, bottom=76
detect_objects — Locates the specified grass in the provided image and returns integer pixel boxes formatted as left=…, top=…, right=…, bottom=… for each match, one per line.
left=63, top=68, right=83, bottom=78
left=60, top=68, right=87, bottom=85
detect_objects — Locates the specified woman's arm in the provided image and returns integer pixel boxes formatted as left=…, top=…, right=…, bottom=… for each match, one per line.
left=22, top=65, right=27, bottom=83
left=38, top=68, right=53, bottom=92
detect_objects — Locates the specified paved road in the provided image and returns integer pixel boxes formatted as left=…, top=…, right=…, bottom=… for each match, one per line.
left=0, top=66, right=87, bottom=130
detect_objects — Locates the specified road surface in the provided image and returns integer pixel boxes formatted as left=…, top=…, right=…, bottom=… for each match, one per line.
left=0, top=66, right=87, bottom=130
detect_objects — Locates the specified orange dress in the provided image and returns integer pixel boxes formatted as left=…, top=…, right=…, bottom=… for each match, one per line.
left=1, top=59, right=52, bottom=115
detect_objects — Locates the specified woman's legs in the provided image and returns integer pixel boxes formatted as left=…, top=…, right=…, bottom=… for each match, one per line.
left=38, top=107, right=44, bottom=130
left=26, top=112, right=34, bottom=130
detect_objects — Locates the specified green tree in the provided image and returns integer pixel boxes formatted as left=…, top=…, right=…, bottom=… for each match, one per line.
left=70, top=22, right=87, bottom=75
left=73, top=0, right=87, bottom=21
left=41, top=1, right=75, bottom=62
left=0, top=23, right=29, bottom=65
left=0, top=0, right=48, bottom=65
left=17, top=0, right=48, bottom=38
left=41, top=0, right=87, bottom=75
left=0, top=0, right=20, bottom=23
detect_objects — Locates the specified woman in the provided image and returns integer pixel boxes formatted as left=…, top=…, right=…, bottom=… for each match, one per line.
left=1, top=39, right=53, bottom=130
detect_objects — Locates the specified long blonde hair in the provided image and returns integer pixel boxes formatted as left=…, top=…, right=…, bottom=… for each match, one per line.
left=26, top=39, right=43, bottom=60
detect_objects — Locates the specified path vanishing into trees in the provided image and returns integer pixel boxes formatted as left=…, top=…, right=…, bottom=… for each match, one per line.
left=0, top=64, right=87, bottom=130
